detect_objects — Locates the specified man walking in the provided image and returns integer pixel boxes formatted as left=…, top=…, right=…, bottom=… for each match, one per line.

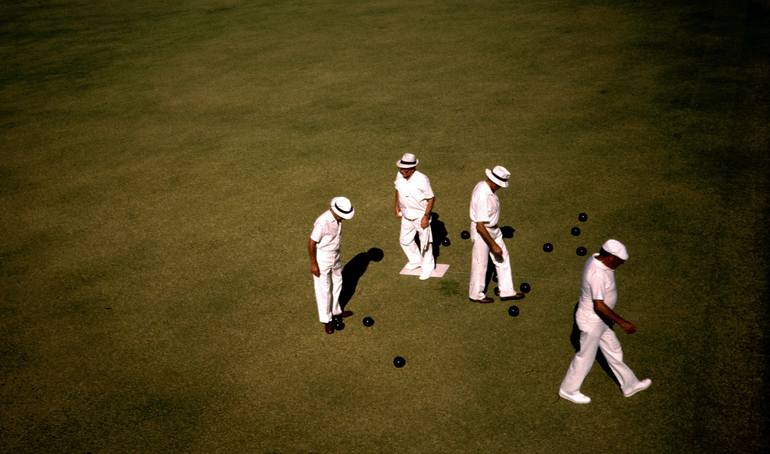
left=394, top=153, right=435, bottom=280
left=308, top=197, right=355, bottom=334
left=559, top=239, right=652, bottom=403
left=468, top=165, right=525, bottom=303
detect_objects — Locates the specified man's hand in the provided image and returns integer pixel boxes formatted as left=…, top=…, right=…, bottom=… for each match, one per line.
left=420, top=214, right=429, bottom=229
left=491, top=243, right=504, bottom=261
left=310, top=262, right=320, bottom=277
left=594, top=299, right=637, bottom=334
left=618, top=320, right=637, bottom=334
left=475, top=222, right=502, bottom=260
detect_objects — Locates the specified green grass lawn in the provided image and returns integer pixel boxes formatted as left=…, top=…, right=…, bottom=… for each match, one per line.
left=1, top=0, right=767, bottom=452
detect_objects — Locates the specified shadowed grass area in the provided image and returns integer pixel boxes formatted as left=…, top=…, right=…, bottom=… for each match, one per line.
left=1, top=0, right=768, bottom=452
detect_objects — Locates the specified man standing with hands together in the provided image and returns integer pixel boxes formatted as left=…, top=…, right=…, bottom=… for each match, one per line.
left=394, top=153, right=435, bottom=280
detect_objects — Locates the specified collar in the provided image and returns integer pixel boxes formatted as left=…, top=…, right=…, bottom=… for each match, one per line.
left=327, top=209, right=341, bottom=223
left=592, top=254, right=613, bottom=271
left=397, top=170, right=420, bottom=181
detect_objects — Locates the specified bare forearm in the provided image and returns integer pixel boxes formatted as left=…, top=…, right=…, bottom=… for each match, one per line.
left=424, top=197, right=435, bottom=217
left=308, top=238, right=321, bottom=276
left=307, top=238, right=318, bottom=265
left=475, top=222, right=496, bottom=249
left=394, top=191, right=401, bottom=216
left=593, top=300, right=635, bottom=332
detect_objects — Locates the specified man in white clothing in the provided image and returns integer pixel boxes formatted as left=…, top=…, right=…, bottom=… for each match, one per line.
left=559, top=239, right=652, bottom=404
left=468, top=165, right=525, bottom=303
left=394, top=153, right=435, bottom=280
left=308, top=197, right=355, bottom=335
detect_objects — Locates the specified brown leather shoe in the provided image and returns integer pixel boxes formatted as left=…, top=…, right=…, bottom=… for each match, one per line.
left=500, top=292, right=526, bottom=301
left=324, top=322, right=335, bottom=334
left=333, top=310, right=354, bottom=322
left=469, top=297, right=495, bottom=304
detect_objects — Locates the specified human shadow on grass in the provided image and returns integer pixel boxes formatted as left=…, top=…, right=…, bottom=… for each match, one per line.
left=339, top=248, right=384, bottom=310
left=568, top=302, right=621, bottom=387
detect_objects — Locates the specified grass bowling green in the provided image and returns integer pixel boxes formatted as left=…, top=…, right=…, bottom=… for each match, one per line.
left=1, top=0, right=768, bottom=452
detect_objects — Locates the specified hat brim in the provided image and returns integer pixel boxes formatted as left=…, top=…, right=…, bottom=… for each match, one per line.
left=332, top=205, right=355, bottom=220
left=396, top=159, right=419, bottom=169
left=485, top=169, right=509, bottom=188
left=610, top=250, right=628, bottom=260
left=601, top=240, right=629, bottom=260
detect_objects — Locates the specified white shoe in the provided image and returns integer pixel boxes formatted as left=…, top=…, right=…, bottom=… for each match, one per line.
left=559, top=388, right=591, bottom=404
left=623, top=378, right=652, bottom=398
left=404, top=263, right=421, bottom=271
left=419, top=270, right=431, bottom=280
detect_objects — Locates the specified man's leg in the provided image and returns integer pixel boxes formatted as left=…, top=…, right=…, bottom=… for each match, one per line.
left=400, top=217, right=422, bottom=268
left=560, top=319, right=603, bottom=394
left=313, top=268, right=333, bottom=323
left=491, top=236, right=515, bottom=297
left=598, top=328, right=644, bottom=394
left=330, top=261, right=343, bottom=317
left=469, top=234, right=490, bottom=300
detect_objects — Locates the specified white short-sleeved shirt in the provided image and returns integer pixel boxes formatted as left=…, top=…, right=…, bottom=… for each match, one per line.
left=469, top=180, right=500, bottom=227
left=394, top=170, right=434, bottom=220
left=576, top=254, right=618, bottom=320
left=310, top=210, right=341, bottom=255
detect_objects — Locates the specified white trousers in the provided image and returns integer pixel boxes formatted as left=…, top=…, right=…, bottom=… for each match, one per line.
left=560, top=310, right=643, bottom=394
left=313, top=255, right=343, bottom=323
left=468, top=224, right=515, bottom=299
left=400, top=216, right=434, bottom=272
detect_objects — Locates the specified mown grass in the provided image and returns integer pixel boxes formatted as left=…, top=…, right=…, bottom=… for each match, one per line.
left=1, top=0, right=767, bottom=452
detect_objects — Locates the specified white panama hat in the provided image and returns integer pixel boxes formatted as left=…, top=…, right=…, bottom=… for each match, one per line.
left=396, top=153, right=419, bottom=169
left=330, top=196, right=355, bottom=220
left=601, top=239, right=629, bottom=260
left=485, top=165, right=510, bottom=188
